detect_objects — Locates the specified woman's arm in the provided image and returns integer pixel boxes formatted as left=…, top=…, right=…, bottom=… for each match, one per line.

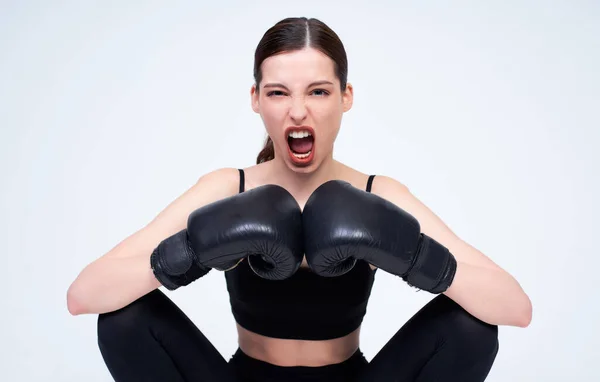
left=373, top=176, right=532, bottom=328
left=66, top=167, right=240, bottom=315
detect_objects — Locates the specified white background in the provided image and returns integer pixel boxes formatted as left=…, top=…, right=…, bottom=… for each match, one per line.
left=1, top=1, right=598, bottom=380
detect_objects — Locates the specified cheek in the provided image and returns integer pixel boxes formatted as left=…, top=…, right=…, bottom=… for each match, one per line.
left=312, top=98, right=340, bottom=116
left=314, top=103, right=342, bottom=140
left=260, top=104, right=286, bottom=131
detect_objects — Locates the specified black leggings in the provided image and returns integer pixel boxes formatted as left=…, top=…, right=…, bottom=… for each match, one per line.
left=97, top=290, right=499, bottom=381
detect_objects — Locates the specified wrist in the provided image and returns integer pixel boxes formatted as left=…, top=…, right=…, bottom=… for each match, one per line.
left=404, top=235, right=457, bottom=293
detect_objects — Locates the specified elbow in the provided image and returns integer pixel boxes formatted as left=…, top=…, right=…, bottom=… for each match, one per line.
left=513, top=295, right=533, bottom=328
left=66, top=283, right=87, bottom=316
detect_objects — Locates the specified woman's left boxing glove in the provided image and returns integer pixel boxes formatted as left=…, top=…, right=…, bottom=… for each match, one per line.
left=303, top=180, right=456, bottom=294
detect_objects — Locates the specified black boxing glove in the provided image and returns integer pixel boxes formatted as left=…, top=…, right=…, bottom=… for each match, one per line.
left=151, top=184, right=304, bottom=290
left=150, top=229, right=210, bottom=290
left=303, top=180, right=456, bottom=294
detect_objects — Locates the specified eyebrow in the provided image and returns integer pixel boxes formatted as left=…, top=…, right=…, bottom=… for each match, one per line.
left=262, top=80, right=334, bottom=89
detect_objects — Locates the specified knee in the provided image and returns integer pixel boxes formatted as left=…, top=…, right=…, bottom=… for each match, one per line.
left=97, top=290, right=164, bottom=345
left=448, top=306, right=499, bottom=359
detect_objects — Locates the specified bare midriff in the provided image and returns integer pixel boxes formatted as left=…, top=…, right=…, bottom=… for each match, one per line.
left=237, top=324, right=361, bottom=366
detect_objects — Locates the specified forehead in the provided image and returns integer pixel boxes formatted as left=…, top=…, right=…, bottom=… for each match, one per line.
left=260, top=47, right=337, bottom=85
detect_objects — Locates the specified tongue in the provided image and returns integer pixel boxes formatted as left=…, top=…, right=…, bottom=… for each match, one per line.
left=289, top=137, right=313, bottom=154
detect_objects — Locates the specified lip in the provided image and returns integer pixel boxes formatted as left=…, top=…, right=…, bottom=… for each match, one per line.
left=285, top=125, right=316, bottom=166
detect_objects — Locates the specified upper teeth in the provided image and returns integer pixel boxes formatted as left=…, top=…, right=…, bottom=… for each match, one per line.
left=288, top=130, right=312, bottom=138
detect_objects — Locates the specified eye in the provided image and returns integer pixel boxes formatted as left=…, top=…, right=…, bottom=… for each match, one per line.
left=265, top=89, right=330, bottom=97
left=266, top=90, right=286, bottom=97
left=311, top=89, right=330, bottom=96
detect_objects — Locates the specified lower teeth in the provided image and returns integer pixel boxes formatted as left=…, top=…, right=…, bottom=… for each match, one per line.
left=292, top=150, right=311, bottom=159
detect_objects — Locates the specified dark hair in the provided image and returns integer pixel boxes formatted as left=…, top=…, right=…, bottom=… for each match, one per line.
left=254, top=17, right=348, bottom=164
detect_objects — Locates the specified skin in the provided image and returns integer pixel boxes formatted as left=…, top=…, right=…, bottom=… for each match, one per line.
left=235, top=47, right=533, bottom=366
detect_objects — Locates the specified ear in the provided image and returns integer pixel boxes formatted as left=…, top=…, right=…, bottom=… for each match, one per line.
left=250, top=84, right=260, bottom=113
left=342, top=82, right=354, bottom=112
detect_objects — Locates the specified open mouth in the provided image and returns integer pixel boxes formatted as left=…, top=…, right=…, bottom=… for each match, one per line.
left=287, top=128, right=315, bottom=164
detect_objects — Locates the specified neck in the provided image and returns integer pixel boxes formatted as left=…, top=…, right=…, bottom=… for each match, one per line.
left=266, top=153, right=343, bottom=202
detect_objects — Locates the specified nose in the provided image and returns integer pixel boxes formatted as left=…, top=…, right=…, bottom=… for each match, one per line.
left=288, top=97, right=308, bottom=123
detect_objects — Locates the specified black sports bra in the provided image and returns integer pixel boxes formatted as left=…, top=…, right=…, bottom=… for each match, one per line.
left=224, top=171, right=378, bottom=340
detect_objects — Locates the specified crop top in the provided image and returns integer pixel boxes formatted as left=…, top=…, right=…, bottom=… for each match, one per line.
left=224, top=170, right=378, bottom=340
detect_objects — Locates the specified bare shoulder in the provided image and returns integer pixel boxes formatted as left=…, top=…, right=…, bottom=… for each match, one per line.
left=145, top=167, right=242, bottom=234
left=238, top=162, right=274, bottom=191
left=337, top=163, right=405, bottom=194
left=368, top=174, right=503, bottom=271
left=101, top=167, right=242, bottom=259
left=193, top=167, right=242, bottom=198
left=368, top=174, right=438, bottom=225
left=369, top=175, right=411, bottom=200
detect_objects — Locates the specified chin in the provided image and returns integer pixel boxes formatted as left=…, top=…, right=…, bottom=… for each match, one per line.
left=284, top=157, right=319, bottom=174
left=279, top=150, right=327, bottom=175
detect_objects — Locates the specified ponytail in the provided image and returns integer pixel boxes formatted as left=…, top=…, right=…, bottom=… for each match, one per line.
left=256, top=136, right=275, bottom=164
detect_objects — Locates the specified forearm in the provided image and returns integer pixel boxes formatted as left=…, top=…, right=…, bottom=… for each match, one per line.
left=67, top=254, right=161, bottom=315
left=443, top=261, right=532, bottom=327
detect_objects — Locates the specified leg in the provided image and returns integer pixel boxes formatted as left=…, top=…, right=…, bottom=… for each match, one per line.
left=97, top=289, right=237, bottom=382
left=359, top=295, right=499, bottom=382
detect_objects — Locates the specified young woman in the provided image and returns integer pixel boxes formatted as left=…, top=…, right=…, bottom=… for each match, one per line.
left=67, top=17, right=532, bottom=382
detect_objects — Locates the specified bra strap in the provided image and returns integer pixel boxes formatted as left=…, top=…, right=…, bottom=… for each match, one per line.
left=238, top=169, right=245, bottom=193
left=366, top=175, right=376, bottom=192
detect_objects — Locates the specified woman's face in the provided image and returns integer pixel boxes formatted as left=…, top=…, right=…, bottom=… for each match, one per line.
left=251, top=47, right=353, bottom=173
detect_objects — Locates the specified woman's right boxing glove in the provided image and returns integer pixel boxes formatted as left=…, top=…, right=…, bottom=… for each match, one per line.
left=151, top=184, right=304, bottom=290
